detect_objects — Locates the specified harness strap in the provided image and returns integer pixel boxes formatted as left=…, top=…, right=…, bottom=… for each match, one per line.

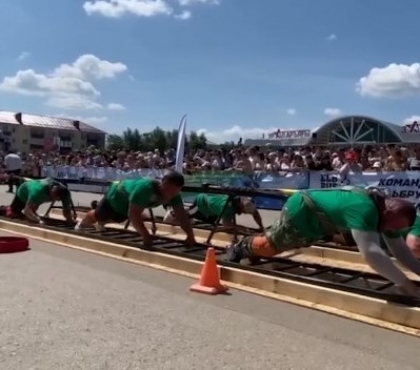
left=300, top=191, right=337, bottom=234
left=301, top=186, right=386, bottom=233
left=339, top=186, right=386, bottom=230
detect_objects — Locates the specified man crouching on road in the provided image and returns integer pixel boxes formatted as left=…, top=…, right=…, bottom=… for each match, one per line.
left=226, top=186, right=420, bottom=296
left=0, top=177, right=74, bottom=224
left=75, top=171, right=196, bottom=247
left=163, top=193, right=265, bottom=232
left=399, top=214, right=420, bottom=258
left=339, top=213, right=420, bottom=259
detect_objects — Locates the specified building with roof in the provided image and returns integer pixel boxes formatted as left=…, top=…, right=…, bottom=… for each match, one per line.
left=0, top=111, right=107, bottom=153
left=245, top=128, right=314, bottom=147
left=244, top=115, right=420, bottom=147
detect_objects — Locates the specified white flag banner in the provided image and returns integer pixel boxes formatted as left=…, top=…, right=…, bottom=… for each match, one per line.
left=175, top=114, right=187, bottom=173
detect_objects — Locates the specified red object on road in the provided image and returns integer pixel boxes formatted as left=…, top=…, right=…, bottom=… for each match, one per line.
left=0, top=237, right=29, bottom=253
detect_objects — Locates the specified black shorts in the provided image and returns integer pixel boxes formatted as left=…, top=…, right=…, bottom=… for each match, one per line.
left=10, top=195, right=26, bottom=215
left=6, top=169, right=21, bottom=174
left=94, top=197, right=127, bottom=223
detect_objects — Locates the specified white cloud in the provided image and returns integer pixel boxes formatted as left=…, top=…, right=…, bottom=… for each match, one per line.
left=54, top=112, right=108, bottom=125
left=357, top=63, right=420, bottom=98
left=197, top=125, right=300, bottom=143
left=83, top=0, right=221, bottom=20
left=83, top=0, right=173, bottom=18
left=107, top=102, right=125, bottom=110
left=53, top=55, right=127, bottom=80
left=326, top=34, right=337, bottom=41
left=0, top=69, right=99, bottom=97
left=0, top=54, right=127, bottom=110
left=46, top=96, right=103, bottom=110
left=178, top=0, right=220, bottom=5
left=17, top=52, right=30, bottom=62
left=76, top=116, right=108, bottom=125
left=286, top=108, right=296, bottom=115
left=324, top=107, right=342, bottom=117
left=174, top=10, right=192, bottom=19
left=403, top=115, right=420, bottom=125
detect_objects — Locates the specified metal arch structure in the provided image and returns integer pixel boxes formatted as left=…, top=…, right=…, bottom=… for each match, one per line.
left=313, top=115, right=403, bottom=145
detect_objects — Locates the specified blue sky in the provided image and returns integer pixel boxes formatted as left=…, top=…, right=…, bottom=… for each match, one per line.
left=0, top=0, right=420, bottom=143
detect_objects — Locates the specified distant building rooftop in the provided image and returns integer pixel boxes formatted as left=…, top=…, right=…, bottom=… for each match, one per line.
left=0, top=111, right=107, bottom=134
left=245, top=128, right=315, bottom=147
left=244, top=115, right=420, bottom=146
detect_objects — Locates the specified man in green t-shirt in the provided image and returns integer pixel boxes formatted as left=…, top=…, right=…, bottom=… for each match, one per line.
left=75, top=171, right=196, bottom=246
left=226, top=186, right=420, bottom=296
left=1, top=177, right=74, bottom=224
left=338, top=214, right=420, bottom=259
left=163, top=193, right=264, bottom=232
left=399, top=215, right=420, bottom=258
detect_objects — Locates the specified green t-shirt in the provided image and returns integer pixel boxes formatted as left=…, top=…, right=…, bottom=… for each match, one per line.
left=195, top=194, right=235, bottom=220
left=284, top=189, right=379, bottom=240
left=16, top=178, right=71, bottom=209
left=106, top=178, right=183, bottom=216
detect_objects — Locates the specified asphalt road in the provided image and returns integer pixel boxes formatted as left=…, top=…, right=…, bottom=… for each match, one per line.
left=1, top=233, right=420, bottom=370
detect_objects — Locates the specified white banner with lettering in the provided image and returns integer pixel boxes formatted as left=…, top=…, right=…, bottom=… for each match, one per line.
left=41, top=166, right=168, bottom=181
left=40, top=166, right=311, bottom=189
left=39, top=166, right=420, bottom=210
left=309, top=171, right=420, bottom=209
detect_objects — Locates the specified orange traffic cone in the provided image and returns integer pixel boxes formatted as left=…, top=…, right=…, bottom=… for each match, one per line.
left=190, top=247, right=228, bottom=295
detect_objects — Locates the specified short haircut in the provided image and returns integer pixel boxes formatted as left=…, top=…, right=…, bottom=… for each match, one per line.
left=385, top=197, right=417, bottom=227
left=162, top=170, right=185, bottom=188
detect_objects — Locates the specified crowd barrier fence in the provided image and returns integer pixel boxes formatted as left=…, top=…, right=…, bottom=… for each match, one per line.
left=40, top=166, right=420, bottom=211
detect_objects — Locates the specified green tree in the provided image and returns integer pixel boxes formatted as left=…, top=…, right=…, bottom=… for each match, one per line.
left=132, top=129, right=142, bottom=150
left=149, top=127, right=168, bottom=153
left=188, top=131, right=207, bottom=150
left=122, top=128, right=137, bottom=151
left=106, top=127, right=208, bottom=152
left=198, top=132, right=207, bottom=148
left=165, top=129, right=179, bottom=149
left=220, top=141, right=236, bottom=151
left=106, top=134, right=126, bottom=151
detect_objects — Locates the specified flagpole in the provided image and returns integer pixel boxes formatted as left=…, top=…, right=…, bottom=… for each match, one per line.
left=175, top=114, right=187, bottom=173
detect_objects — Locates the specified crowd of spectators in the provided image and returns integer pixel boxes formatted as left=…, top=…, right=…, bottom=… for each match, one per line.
left=1, top=143, right=420, bottom=178
left=221, top=144, right=420, bottom=174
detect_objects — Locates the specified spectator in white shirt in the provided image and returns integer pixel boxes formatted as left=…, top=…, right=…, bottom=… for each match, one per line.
left=4, top=150, right=22, bottom=193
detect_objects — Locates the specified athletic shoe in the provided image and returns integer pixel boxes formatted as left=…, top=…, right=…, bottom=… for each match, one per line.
left=225, top=239, right=258, bottom=264
left=74, top=220, right=83, bottom=231
left=225, top=243, right=245, bottom=263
